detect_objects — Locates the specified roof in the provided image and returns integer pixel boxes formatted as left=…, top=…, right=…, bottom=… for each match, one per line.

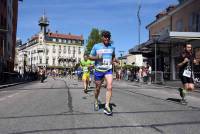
left=146, top=0, right=197, bottom=29
left=47, top=32, right=83, bottom=40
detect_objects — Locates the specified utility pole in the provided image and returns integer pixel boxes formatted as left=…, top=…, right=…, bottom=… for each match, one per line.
left=137, top=0, right=142, bottom=46
left=152, top=34, right=160, bottom=84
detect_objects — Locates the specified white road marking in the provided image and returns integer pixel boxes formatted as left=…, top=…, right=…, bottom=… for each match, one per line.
left=0, top=91, right=26, bottom=102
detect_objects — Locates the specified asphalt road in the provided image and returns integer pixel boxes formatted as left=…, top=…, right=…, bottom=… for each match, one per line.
left=0, top=77, right=200, bottom=134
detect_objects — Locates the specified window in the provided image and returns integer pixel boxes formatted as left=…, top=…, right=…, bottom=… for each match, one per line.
left=68, top=40, right=71, bottom=44
left=46, top=58, right=49, bottom=64
left=59, top=45, right=61, bottom=53
left=59, top=39, right=62, bottom=43
left=73, top=46, right=76, bottom=54
left=72, top=40, right=75, bottom=44
left=53, top=58, right=55, bottom=65
left=64, top=46, right=66, bottom=53
left=46, top=49, right=49, bottom=55
left=176, top=19, right=183, bottom=31
left=40, top=59, right=42, bottom=64
left=53, top=38, right=56, bottom=42
left=53, top=45, right=56, bottom=53
left=78, top=47, right=81, bottom=54
left=189, top=12, right=200, bottom=32
left=68, top=46, right=71, bottom=54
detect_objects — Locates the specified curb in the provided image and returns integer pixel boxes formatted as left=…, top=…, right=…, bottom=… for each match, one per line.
left=125, top=81, right=200, bottom=93
left=0, top=80, right=37, bottom=89
left=0, top=82, right=26, bottom=89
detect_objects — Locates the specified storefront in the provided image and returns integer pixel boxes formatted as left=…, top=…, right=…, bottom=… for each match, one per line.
left=159, top=31, right=200, bottom=80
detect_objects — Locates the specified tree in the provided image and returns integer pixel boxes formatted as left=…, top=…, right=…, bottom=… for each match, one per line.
left=85, top=28, right=101, bottom=54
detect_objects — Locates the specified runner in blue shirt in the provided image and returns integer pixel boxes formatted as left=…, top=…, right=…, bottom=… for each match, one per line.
left=89, top=30, right=118, bottom=115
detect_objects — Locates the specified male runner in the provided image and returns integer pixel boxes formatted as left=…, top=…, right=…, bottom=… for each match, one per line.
left=89, top=30, right=117, bottom=115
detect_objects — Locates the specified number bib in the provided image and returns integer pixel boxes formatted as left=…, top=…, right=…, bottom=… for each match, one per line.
left=83, top=67, right=88, bottom=73
left=183, top=69, right=192, bottom=78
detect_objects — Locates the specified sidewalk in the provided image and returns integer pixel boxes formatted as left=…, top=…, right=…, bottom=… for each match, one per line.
left=0, top=81, right=28, bottom=89
left=159, top=80, right=200, bottom=90
left=136, top=80, right=200, bottom=93
left=0, top=79, right=38, bottom=89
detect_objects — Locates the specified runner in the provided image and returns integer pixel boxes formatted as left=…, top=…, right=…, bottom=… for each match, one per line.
left=177, top=43, right=198, bottom=104
left=89, top=30, right=118, bottom=115
left=80, top=54, right=93, bottom=94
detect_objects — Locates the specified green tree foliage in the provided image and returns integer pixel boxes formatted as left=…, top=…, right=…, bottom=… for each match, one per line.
left=86, top=28, right=101, bottom=54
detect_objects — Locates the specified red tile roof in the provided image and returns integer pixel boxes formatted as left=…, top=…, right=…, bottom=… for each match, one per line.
left=47, top=32, right=83, bottom=40
left=31, top=36, right=38, bottom=41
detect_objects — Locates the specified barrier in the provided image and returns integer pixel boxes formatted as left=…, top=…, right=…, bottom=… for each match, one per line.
left=151, top=71, right=164, bottom=84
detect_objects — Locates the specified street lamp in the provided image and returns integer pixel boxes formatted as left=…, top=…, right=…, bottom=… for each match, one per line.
left=119, top=51, right=125, bottom=67
left=23, top=51, right=27, bottom=74
left=152, top=34, right=160, bottom=83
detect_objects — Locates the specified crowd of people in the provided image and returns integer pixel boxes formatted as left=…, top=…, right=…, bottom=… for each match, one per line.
left=115, top=63, right=152, bottom=84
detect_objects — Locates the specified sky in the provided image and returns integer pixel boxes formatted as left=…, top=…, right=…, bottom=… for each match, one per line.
left=17, top=0, right=178, bottom=57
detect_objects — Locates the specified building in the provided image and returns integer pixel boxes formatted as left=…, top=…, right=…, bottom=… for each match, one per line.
left=130, top=0, right=200, bottom=80
left=0, top=0, right=19, bottom=74
left=17, top=15, right=84, bottom=73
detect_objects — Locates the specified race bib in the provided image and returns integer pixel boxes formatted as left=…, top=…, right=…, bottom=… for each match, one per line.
left=103, top=59, right=111, bottom=66
left=183, top=69, right=192, bottom=78
left=83, top=67, right=88, bottom=72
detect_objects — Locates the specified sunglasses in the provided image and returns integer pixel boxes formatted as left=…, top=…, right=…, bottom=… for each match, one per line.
left=103, top=36, right=110, bottom=39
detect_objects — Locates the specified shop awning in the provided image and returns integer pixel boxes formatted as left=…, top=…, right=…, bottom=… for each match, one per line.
left=159, top=31, right=200, bottom=42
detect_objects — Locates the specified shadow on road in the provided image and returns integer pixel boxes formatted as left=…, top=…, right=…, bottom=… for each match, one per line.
left=166, top=98, right=182, bottom=103
left=98, top=103, right=117, bottom=110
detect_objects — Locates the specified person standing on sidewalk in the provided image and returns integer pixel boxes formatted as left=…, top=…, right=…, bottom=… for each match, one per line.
left=80, top=54, right=93, bottom=93
left=89, top=30, right=117, bottom=115
left=147, top=63, right=152, bottom=84
left=177, top=43, right=198, bottom=104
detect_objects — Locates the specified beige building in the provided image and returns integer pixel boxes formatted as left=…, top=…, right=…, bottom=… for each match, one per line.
left=131, top=0, right=200, bottom=80
left=16, top=15, right=84, bottom=73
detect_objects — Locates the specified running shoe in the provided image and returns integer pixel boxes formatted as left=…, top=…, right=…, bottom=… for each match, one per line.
left=178, top=88, right=184, bottom=98
left=104, top=105, right=112, bottom=115
left=180, top=99, right=188, bottom=105
left=84, top=89, right=87, bottom=94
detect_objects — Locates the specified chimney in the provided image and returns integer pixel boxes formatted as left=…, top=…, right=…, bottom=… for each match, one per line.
left=156, top=11, right=167, bottom=20
left=166, top=5, right=176, bottom=12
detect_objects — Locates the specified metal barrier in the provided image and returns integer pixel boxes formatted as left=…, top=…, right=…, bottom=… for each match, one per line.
left=194, top=72, right=200, bottom=88
left=151, top=71, right=164, bottom=84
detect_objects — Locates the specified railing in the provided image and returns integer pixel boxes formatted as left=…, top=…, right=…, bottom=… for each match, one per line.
left=0, top=72, right=39, bottom=85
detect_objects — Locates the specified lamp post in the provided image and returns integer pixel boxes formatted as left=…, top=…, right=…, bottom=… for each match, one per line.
left=119, top=51, right=125, bottom=67
left=31, top=52, right=33, bottom=72
left=152, top=34, right=160, bottom=83
left=23, top=53, right=27, bottom=74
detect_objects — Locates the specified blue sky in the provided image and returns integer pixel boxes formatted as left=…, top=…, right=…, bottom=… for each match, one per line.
left=17, top=0, right=178, bottom=56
